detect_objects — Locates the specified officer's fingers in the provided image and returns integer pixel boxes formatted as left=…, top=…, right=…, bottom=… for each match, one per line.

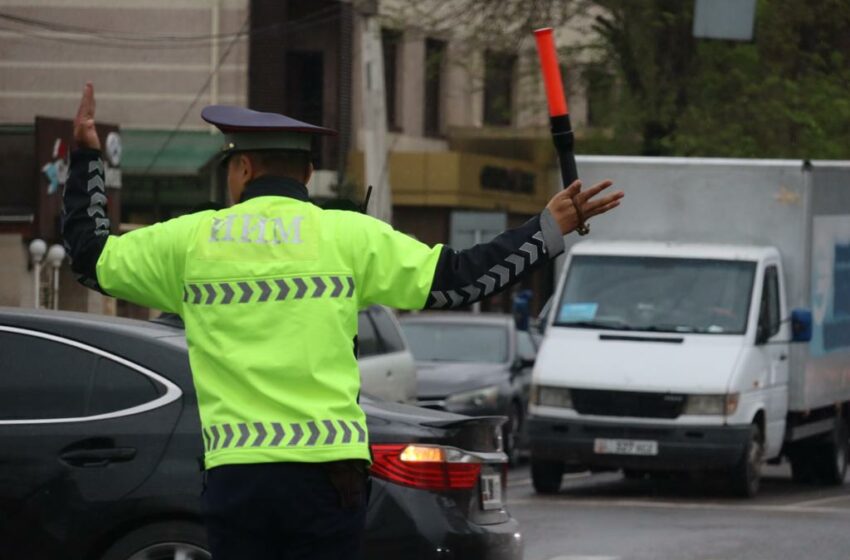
left=576, top=180, right=614, bottom=204
left=585, top=192, right=624, bottom=218
left=562, top=180, right=582, bottom=199
left=586, top=190, right=624, bottom=211
left=546, top=181, right=580, bottom=213
left=598, top=199, right=622, bottom=216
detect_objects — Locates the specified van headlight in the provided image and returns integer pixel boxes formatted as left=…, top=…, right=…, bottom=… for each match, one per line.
left=684, top=393, right=739, bottom=415
left=532, top=385, right=574, bottom=409
left=445, top=385, right=500, bottom=409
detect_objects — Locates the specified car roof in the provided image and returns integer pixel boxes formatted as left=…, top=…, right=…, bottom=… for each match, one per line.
left=0, top=307, right=183, bottom=340
left=399, top=312, right=514, bottom=327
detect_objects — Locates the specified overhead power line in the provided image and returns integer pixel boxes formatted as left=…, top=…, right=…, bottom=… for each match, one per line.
left=141, top=16, right=251, bottom=176
left=0, top=5, right=340, bottom=49
left=140, top=8, right=342, bottom=175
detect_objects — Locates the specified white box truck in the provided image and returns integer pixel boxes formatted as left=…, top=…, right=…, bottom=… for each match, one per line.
left=528, top=156, right=850, bottom=497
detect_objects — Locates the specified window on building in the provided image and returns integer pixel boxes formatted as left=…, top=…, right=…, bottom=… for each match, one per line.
left=121, top=175, right=210, bottom=224
left=583, top=63, right=616, bottom=128
left=483, top=51, right=516, bottom=126
left=424, top=38, right=446, bottom=137
left=286, top=50, right=325, bottom=168
left=382, top=29, right=402, bottom=131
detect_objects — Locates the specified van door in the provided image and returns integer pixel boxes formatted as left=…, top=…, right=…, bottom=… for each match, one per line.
left=756, top=263, right=790, bottom=457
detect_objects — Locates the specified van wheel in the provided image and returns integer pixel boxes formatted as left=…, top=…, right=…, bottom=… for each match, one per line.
left=531, top=458, right=564, bottom=494
left=99, top=521, right=210, bottom=560
left=729, top=423, right=763, bottom=498
left=813, top=420, right=848, bottom=485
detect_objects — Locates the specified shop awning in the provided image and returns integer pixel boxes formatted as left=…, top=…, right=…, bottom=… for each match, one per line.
left=121, top=129, right=223, bottom=176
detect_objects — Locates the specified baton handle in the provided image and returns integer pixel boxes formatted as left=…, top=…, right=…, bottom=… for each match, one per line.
left=551, top=114, right=578, bottom=186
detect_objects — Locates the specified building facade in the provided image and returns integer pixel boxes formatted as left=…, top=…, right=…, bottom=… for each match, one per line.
left=0, top=0, right=248, bottom=312
left=0, top=0, right=600, bottom=316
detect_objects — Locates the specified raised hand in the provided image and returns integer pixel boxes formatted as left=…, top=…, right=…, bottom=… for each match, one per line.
left=546, top=179, right=624, bottom=235
left=73, top=82, right=101, bottom=150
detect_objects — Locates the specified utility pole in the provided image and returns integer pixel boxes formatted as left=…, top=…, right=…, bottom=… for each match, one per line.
left=358, top=0, right=393, bottom=224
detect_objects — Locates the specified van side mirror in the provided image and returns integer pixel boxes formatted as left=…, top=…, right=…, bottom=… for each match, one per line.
left=513, top=356, right=535, bottom=371
left=791, top=308, right=813, bottom=343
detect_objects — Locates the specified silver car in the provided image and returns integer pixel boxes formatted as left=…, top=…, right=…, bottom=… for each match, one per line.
left=357, top=305, right=417, bottom=404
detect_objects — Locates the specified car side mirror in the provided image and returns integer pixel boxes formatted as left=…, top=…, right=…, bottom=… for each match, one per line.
left=791, top=308, right=813, bottom=343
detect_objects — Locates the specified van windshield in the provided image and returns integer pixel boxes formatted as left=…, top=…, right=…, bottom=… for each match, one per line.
left=555, top=255, right=757, bottom=334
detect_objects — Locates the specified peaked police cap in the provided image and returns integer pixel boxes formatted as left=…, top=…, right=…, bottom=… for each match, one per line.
left=201, top=105, right=337, bottom=157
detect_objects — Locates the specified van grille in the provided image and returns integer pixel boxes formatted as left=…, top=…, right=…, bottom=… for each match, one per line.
left=571, top=389, right=685, bottom=419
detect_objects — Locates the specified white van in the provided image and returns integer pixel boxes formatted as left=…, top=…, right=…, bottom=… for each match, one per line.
left=529, top=156, right=850, bottom=497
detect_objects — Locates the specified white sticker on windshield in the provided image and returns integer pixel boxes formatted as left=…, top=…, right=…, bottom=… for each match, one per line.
left=559, top=303, right=598, bottom=322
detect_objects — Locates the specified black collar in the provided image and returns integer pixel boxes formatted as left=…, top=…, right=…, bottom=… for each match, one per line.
left=239, top=176, right=310, bottom=203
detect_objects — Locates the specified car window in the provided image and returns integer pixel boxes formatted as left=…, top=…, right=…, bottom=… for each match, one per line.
left=0, top=330, right=168, bottom=421
left=87, top=356, right=163, bottom=416
left=0, top=331, right=94, bottom=420
left=357, top=312, right=383, bottom=357
left=401, top=322, right=509, bottom=363
left=517, top=330, right=537, bottom=361
left=369, top=306, right=405, bottom=353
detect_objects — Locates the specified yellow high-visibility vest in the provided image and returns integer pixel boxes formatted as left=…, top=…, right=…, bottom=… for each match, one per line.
left=96, top=194, right=441, bottom=468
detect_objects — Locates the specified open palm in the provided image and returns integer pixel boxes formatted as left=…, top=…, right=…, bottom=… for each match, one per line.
left=73, top=82, right=101, bottom=150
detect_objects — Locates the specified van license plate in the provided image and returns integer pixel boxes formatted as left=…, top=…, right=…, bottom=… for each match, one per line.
left=594, top=438, right=659, bottom=456
left=480, top=473, right=503, bottom=510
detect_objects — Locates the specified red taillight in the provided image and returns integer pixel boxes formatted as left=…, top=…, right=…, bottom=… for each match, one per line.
left=370, top=444, right=482, bottom=491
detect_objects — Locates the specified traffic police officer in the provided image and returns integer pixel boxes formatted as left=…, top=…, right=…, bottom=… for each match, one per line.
left=63, top=83, right=623, bottom=559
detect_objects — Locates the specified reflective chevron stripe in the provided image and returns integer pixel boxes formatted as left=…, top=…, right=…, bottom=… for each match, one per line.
left=184, top=276, right=355, bottom=305
left=204, top=419, right=368, bottom=451
left=426, top=229, right=547, bottom=309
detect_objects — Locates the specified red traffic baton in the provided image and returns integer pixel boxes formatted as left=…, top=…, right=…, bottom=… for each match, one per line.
left=533, top=27, right=578, bottom=190
left=534, top=27, right=589, bottom=235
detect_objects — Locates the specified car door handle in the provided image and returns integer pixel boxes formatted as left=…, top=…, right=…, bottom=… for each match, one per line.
left=60, top=447, right=137, bottom=468
left=779, top=354, right=788, bottom=361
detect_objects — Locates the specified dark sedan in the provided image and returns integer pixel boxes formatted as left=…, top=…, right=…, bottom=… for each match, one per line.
left=0, top=308, right=521, bottom=560
left=399, top=313, right=538, bottom=464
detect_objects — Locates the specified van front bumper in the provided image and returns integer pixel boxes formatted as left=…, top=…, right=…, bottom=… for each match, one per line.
left=527, top=415, right=751, bottom=471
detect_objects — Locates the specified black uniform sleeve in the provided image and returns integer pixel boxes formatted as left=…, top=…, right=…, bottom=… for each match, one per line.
left=61, top=148, right=110, bottom=292
left=424, top=209, right=565, bottom=309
